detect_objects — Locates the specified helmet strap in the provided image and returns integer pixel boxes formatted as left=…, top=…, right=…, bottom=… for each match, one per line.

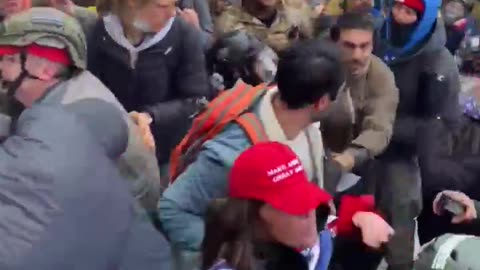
left=5, top=50, right=43, bottom=98
left=3, top=50, right=46, bottom=124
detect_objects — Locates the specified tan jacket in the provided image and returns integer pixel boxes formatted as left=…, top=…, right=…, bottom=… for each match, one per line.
left=322, top=55, right=399, bottom=157
left=348, top=55, right=399, bottom=157
left=215, top=4, right=313, bottom=52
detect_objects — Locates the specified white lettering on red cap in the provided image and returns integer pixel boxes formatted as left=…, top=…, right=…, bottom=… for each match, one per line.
left=266, top=158, right=304, bottom=183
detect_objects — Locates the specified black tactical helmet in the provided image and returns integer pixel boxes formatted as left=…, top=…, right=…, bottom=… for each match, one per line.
left=207, top=30, right=278, bottom=91
left=458, top=35, right=480, bottom=73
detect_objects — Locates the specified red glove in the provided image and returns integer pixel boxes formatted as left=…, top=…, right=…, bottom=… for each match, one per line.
left=328, top=195, right=376, bottom=236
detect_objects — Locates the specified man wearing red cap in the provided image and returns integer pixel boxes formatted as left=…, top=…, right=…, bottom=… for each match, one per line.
left=373, top=0, right=461, bottom=268
left=203, top=142, right=394, bottom=270
left=159, top=39, right=347, bottom=267
left=0, top=8, right=162, bottom=214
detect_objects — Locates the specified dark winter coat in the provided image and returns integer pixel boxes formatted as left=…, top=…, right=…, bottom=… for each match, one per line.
left=87, top=16, right=210, bottom=164
left=417, top=115, right=480, bottom=199
left=374, top=15, right=462, bottom=158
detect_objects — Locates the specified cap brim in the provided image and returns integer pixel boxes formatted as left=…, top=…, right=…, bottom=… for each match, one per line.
left=265, top=179, right=332, bottom=216
left=0, top=45, right=21, bottom=56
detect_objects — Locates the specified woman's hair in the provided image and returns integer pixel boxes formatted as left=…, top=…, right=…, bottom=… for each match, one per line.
left=202, top=198, right=264, bottom=270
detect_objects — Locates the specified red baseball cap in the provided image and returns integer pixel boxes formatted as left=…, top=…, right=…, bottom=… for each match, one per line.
left=0, top=44, right=71, bottom=66
left=395, top=0, right=425, bottom=13
left=229, top=142, right=332, bottom=216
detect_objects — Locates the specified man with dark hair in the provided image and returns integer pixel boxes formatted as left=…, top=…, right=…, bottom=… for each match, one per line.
left=325, top=12, right=398, bottom=193
left=314, top=0, right=384, bottom=37
left=373, top=0, right=461, bottom=268
left=276, top=40, right=342, bottom=109
left=320, top=13, right=398, bottom=270
left=159, top=39, right=345, bottom=269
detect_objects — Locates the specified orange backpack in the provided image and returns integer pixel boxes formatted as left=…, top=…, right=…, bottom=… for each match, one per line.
left=169, top=81, right=270, bottom=182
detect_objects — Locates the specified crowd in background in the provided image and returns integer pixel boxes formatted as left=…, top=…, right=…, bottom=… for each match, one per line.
left=0, top=0, right=480, bottom=269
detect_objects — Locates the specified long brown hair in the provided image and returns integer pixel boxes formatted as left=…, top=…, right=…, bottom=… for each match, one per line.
left=202, top=198, right=264, bottom=270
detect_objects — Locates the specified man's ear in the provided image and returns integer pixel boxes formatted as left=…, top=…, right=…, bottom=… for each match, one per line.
left=314, top=95, right=331, bottom=112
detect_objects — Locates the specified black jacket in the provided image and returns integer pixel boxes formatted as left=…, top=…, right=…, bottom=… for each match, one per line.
left=374, top=19, right=461, bottom=158
left=87, top=17, right=210, bottom=164
left=417, top=115, right=480, bottom=199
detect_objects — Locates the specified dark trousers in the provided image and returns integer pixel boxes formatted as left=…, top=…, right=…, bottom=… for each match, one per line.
left=371, top=156, right=422, bottom=270
left=333, top=156, right=422, bottom=270
left=329, top=230, right=384, bottom=270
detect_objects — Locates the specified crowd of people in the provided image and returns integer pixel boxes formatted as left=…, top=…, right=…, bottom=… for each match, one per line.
left=0, top=0, right=480, bottom=269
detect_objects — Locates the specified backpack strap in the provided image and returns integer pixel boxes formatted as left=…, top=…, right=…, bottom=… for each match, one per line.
left=169, top=82, right=267, bottom=181
left=235, top=112, right=269, bottom=144
left=185, top=81, right=266, bottom=146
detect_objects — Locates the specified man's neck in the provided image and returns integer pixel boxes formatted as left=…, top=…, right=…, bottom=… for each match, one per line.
left=122, top=21, right=145, bottom=46
left=271, top=94, right=311, bottom=140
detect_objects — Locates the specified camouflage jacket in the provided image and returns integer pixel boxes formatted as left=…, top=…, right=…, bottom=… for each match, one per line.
left=215, top=4, right=314, bottom=52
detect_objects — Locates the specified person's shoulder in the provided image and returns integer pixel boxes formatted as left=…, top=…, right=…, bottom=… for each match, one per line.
left=173, top=17, right=203, bottom=41
left=202, top=122, right=252, bottom=167
left=216, top=6, right=248, bottom=26
left=281, top=0, right=311, bottom=12
left=368, top=54, right=396, bottom=81
left=64, top=71, right=125, bottom=109
left=73, top=6, right=97, bottom=19
left=422, top=47, right=458, bottom=75
left=220, top=6, right=246, bottom=19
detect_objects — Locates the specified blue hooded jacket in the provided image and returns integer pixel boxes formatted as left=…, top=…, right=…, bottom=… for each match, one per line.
left=373, top=0, right=461, bottom=157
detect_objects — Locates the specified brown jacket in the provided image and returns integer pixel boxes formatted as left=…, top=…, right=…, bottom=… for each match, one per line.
left=322, top=55, right=399, bottom=158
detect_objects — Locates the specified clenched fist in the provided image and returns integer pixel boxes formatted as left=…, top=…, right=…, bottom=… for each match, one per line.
left=353, top=211, right=394, bottom=248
